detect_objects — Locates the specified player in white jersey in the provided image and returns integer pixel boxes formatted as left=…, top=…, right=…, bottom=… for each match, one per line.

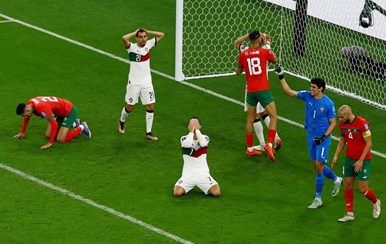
left=118, top=28, right=164, bottom=140
left=173, top=117, right=221, bottom=197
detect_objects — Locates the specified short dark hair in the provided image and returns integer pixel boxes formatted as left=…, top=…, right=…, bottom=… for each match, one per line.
left=249, top=30, right=261, bottom=41
left=190, top=116, right=201, bottom=125
left=136, top=28, right=147, bottom=37
left=311, top=78, right=326, bottom=92
left=16, top=103, right=26, bottom=115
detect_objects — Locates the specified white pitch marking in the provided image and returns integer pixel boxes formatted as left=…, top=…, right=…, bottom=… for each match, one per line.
left=0, top=19, right=13, bottom=23
left=0, top=163, right=193, bottom=244
left=0, top=13, right=385, bottom=158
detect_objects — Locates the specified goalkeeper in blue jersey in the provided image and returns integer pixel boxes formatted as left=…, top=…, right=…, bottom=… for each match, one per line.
left=275, top=67, right=343, bottom=209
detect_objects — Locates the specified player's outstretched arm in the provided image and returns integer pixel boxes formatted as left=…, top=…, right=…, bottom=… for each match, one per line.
left=275, top=67, right=297, bottom=97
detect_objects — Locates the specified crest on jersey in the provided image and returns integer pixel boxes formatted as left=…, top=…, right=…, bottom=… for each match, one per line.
left=364, top=123, right=369, bottom=130
left=320, top=107, right=324, bottom=112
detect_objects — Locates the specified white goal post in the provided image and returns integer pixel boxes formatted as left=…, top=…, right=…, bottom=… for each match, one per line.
left=175, top=0, right=386, bottom=110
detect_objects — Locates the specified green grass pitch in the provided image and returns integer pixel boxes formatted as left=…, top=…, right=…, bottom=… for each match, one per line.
left=0, top=1, right=385, bottom=243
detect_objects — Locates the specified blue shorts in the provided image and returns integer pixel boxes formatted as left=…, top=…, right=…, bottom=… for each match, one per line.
left=306, top=132, right=331, bottom=163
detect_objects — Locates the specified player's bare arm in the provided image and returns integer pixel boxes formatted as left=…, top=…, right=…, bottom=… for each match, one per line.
left=274, top=67, right=297, bottom=97
left=331, top=137, right=346, bottom=168
left=279, top=77, right=297, bottom=97
left=235, top=66, right=244, bottom=76
left=353, top=133, right=372, bottom=172
left=234, top=33, right=249, bottom=50
left=122, top=29, right=139, bottom=49
left=146, top=30, right=165, bottom=42
left=324, top=118, right=336, bottom=138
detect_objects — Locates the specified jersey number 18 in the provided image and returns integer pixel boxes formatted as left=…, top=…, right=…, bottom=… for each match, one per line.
left=246, top=57, right=262, bottom=75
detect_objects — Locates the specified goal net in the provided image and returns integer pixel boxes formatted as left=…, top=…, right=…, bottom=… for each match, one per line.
left=175, top=0, right=386, bottom=110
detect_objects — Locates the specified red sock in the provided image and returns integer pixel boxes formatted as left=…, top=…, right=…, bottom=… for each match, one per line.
left=344, top=190, right=354, bottom=212
left=246, top=134, right=253, bottom=148
left=363, top=189, right=378, bottom=204
left=65, top=127, right=82, bottom=143
left=267, top=129, right=276, bottom=144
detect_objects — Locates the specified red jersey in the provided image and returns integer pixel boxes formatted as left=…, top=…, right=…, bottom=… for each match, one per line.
left=339, top=116, right=372, bottom=160
left=27, top=96, right=73, bottom=119
left=237, top=47, right=275, bottom=92
left=20, top=96, right=73, bottom=143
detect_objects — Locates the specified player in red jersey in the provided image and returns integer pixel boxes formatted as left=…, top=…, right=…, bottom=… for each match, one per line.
left=235, top=30, right=278, bottom=161
left=331, top=105, right=381, bottom=222
left=14, top=96, right=91, bottom=149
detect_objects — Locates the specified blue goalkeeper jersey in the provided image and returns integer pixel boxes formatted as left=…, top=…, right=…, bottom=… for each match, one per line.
left=297, top=91, right=336, bottom=135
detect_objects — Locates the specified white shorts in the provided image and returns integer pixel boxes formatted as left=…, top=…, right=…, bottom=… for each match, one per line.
left=256, top=102, right=265, bottom=113
left=125, top=82, right=156, bottom=105
left=175, top=172, right=218, bottom=195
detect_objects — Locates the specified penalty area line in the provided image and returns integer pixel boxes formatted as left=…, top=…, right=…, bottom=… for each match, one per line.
left=0, top=163, right=193, bottom=244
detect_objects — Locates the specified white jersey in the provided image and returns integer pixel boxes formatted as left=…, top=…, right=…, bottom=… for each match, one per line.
left=180, top=130, right=210, bottom=175
left=127, top=38, right=156, bottom=85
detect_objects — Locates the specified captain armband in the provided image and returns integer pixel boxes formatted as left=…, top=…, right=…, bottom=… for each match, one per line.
left=363, top=130, right=371, bottom=137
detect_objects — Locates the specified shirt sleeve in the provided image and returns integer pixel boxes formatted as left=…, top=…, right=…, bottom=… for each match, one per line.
left=147, top=38, right=156, bottom=49
left=195, top=130, right=209, bottom=147
left=181, top=133, right=194, bottom=148
left=20, top=117, right=30, bottom=133
left=48, top=118, right=59, bottom=144
left=327, top=101, right=337, bottom=120
left=266, top=49, right=275, bottom=62
left=237, top=53, right=244, bottom=68
left=296, top=90, right=307, bottom=100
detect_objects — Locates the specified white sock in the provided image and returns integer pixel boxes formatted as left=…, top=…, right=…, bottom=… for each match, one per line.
left=146, top=111, right=154, bottom=133
left=120, top=107, right=129, bottom=122
left=253, top=121, right=265, bottom=145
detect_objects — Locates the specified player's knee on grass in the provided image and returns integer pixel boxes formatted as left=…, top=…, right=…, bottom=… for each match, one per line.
left=209, top=184, right=221, bottom=197
left=173, top=186, right=186, bottom=197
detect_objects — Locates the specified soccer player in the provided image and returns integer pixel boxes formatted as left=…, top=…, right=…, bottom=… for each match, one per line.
left=173, top=117, right=221, bottom=197
left=237, top=40, right=282, bottom=154
left=235, top=30, right=279, bottom=161
left=331, top=105, right=381, bottom=222
left=14, top=96, right=91, bottom=149
left=118, top=28, right=165, bottom=141
left=275, top=67, right=343, bottom=209
left=252, top=102, right=282, bottom=153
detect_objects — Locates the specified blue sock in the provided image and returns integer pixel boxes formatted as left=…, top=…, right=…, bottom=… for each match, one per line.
left=315, top=173, right=324, bottom=198
left=323, top=165, right=338, bottom=181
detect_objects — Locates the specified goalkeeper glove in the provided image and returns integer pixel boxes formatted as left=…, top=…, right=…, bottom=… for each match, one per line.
left=274, top=67, right=284, bottom=79
left=313, top=135, right=327, bottom=145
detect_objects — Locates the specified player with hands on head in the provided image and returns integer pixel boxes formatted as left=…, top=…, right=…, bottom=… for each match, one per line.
left=118, top=28, right=165, bottom=141
left=235, top=33, right=282, bottom=154
left=173, top=117, right=221, bottom=197
left=235, top=30, right=279, bottom=161
left=275, top=67, right=343, bottom=209
left=331, top=105, right=381, bottom=222
left=14, top=96, right=91, bottom=149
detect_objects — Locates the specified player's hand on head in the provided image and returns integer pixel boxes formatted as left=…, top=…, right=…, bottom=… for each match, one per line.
left=261, top=33, right=267, bottom=43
